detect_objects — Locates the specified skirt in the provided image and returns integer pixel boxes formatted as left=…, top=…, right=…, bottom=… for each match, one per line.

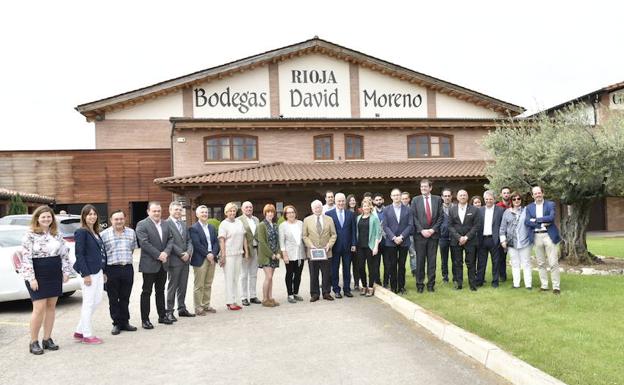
left=258, top=259, right=280, bottom=269
left=25, top=256, right=63, bottom=300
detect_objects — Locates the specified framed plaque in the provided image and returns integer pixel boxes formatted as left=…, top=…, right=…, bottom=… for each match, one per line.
left=310, top=248, right=328, bottom=260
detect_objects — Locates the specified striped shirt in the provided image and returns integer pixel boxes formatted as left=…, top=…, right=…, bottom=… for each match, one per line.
left=100, top=227, right=137, bottom=265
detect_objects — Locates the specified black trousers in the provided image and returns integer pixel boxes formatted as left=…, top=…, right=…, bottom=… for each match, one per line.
left=382, top=248, right=391, bottom=287
left=285, top=259, right=305, bottom=296
left=385, top=245, right=408, bottom=293
left=415, top=236, right=439, bottom=289
left=476, top=236, right=501, bottom=286
left=141, top=266, right=167, bottom=321
left=439, top=238, right=452, bottom=281
left=105, top=265, right=134, bottom=326
left=351, top=250, right=360, bottom=287
left=451, top=245, right=477, bottom=288
left=357, top=246, right=377, bottom=288
left=309, top=259, right=331, bottom=297
left=373, top=249, right=382, bottom=285
left=498, top=245, right=508, bottom=281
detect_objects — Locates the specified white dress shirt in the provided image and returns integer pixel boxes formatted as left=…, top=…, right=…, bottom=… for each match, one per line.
left=151, top=218, right=163, bottom=240
left=483, top=206, right=494, bottom=236
left=201, top=222, right=213, bottom=252
left=535, top=202, right=547, bottom=231
left=458, top=204, right=467, bottom=224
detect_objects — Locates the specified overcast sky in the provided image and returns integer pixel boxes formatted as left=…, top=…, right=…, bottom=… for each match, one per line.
left=1, top=0, right=622, bottom=150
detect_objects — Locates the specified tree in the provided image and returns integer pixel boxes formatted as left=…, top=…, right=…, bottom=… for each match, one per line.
left=483, top=105, right=624, bottom=265
left=8, top=194, right=28, bottom=215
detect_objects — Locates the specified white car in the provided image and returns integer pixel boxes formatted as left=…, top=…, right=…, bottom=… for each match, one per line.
left=0, top=225, right=81, bottom=302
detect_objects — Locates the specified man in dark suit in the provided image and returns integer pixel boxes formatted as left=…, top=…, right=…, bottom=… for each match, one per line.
left=439, top=188, right=454, bottom=283
left=476, top=190, right=505, bottom=288
left=448, top=189, right=481, bottom=291
left=326, top=193, right=357, bottom=298
left=189, top=205, right=221, bottom=315
left=411, top=179, right=444, bottom=293
left=164, top=201, right=194, bottom=321
left=135, top=201, right=174, bottom=329
left=382, top=188, right=414, bottom=294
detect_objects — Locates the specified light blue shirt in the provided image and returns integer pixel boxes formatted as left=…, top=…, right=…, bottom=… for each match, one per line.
left=393, top=203, right=402, bottom=222
left=201, top=222, right=213, bottom=252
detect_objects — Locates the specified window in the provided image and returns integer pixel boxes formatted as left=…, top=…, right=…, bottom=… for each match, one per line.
left=407, top=134, right=453, bottom=158
left=204, top=135, right=258, bottom=162
left=344, top=134, right=364, bottom=160
left=314, top=134, right=333, bottom=160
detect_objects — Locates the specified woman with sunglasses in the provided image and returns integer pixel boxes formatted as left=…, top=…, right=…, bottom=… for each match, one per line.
left=499, top=192, right=533, bottom=289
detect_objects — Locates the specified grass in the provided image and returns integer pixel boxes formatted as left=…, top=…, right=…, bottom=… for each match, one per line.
left=400, top=257, right=624, bottom=385
left=587, top=236, right=624, bottom=258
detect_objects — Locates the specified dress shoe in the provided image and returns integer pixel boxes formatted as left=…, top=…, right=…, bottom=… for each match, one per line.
left=293, top=294, right=304, bottom=301
left=42, top=338, right=59, bottom=350
left=492, top=283, right=499, bottom=288
left=195, top=308, right=207, bottom=316
left=166, top=312, right=177, bottom=322
left=82, top=336, right=103, bottom=345
left=323, top=294, right=334, bottom=301
left=344, top=292, right=353, bottom=298
left=241, top=298, right=250, bottom=306
left=250, top=297, right=262, bottom=304
left=470, top=286, right=477, bottom=291
left=417, top=287, right=424, bottom=294
left=158, top=317, right=173, bottom=325
left=262, top=299, right=274, bottom=307
left=73, top=332, right=84, bottom=341
left=142, top=320, right=154, bottom=329
left=553, top=289, right=561, bottom=295
left=178, top=309, right=195, bottom=317
left=427, top=287, right=435, bottom=293
left=287, top=295, right=296, bottom=303
left=399, top=288, right=407, bottom=295
left=526, top=287, right=532, bottom=290
left=226, top=304, right=242, bottom=311
left=29, top=341, right=43, bottom=355
left=539, top=288, right=549, bottom=292
left=120, top=324, right=137, bottom=332
left=310, top=295, right=320, bottom=302
left=203, top=306, right=217, bottom=313
left=111, top=325, right=121, bottom=335
left=354, top=285, right=360, bottom=291
left=270, top=298, right=280, bottom=306
left=334, top=292, right=343, bottom=299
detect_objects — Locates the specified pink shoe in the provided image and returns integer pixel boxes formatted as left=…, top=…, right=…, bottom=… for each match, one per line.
left=73, top=332, right=83, bottom=341
left=81, top=336, right=103, bottom=345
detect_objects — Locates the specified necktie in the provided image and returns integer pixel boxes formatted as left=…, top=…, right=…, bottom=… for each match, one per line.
left=176, top=221, right=183, bottom=234
left=339, top=210, right=344, bottom=227
left=316, top=215, right=322, bottom=235
left=425, top=196, right=432, bottom=226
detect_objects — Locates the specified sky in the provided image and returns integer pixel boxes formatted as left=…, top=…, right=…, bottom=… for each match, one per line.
left=1, top=0, right=622, bottom=150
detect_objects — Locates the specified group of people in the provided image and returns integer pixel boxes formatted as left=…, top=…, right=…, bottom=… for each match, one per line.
left=19, top=180, right=562, bottom=355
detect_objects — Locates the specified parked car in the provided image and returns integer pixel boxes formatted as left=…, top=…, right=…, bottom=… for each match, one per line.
left=0, top=214, right=83, bottom=242
left=0, top=225, right=81, bottom=302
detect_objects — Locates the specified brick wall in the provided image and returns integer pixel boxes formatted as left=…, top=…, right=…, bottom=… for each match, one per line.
left=95, top=120, right=171, bottom=149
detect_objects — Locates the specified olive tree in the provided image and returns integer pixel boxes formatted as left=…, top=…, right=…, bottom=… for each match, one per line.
left=483, top=105, right=624, bottom=264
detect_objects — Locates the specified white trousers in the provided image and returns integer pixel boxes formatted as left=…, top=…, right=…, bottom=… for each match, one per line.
left=76, top=270, right=104, bottom=338
left=239, top=247, right=258, bottom=300
left=509, top=246, right=532, bottom=288
left=224, top=254, right=243, bottom=305
left=534, top=233, right=560, bottom=290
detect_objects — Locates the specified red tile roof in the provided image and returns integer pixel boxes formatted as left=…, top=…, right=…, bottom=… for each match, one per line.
left=0, top=188, right=55, bottom=204
left=154, top=160, right=487, bottom=186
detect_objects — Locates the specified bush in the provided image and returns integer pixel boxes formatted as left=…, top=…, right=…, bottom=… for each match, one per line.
left=207, top=218, right=221, bottom=230
left=8, top=194, right=28, bottom=215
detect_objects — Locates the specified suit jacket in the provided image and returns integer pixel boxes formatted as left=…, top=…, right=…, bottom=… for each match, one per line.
left=189, top=221, right=220, bottom=267
left=524, top=200, right=561, bottom=244
left=73, top=228, right=106, bottom=277
left=165, top=218, right=193, bottom=267
left=325, top=208, right=356, bottom=254
left=238, top=214, right=260, bottom=251
left=382, top=204, right=414, bottom=248
left=478, top=205, right=505, bottom=245
left=136, top=217, right=174, bottom=273
left=302, top=214, right=337, bottom=258
left=448, top=204, right=481, bottom=247
left=411, top=194, right=444, bottom=239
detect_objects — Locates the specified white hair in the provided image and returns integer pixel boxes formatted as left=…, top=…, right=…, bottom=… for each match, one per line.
left=311, top=200, right=323, bottom=209
left=195, top=205, right=208, bottom=215
left=241, top=201, right=253, bottom=209
left=483, top=190, right=495, bottom=199
left=334, top=193, right=346, bottom=201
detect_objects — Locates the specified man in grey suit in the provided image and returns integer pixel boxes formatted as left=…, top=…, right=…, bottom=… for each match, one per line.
left=164, top=201, right=195, bottom=322
left=136, top=201, right=174, bottom=329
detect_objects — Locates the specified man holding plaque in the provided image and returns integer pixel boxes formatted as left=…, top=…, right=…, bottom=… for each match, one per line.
left=303, top=200, right=337, bottom=302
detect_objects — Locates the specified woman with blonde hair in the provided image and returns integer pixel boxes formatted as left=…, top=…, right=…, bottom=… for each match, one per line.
left=279, top=205, right=305, bottom=303
left=257, top=204, right=281, bottom=307
left=218, top=202, right=248, bottom=310
left=356, top=200, right=382, bottom=296
left=20, top=205, right=72, bottom=355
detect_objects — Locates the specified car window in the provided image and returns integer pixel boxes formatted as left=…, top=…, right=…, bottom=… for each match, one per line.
left=0, top=229, right=27, bottom=247
left=59, top=219, right=81, bottom=235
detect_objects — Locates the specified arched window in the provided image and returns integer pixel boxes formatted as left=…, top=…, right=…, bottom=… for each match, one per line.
left=407, top=134, right=453, bottom=158
left=314, top=134, right=333, bottom=160
left=204, top=135, right=258, bottom=162
left=344, top=134, right=364, bottom=160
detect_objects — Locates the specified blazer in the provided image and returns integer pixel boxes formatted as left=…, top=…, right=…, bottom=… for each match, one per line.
left=238, top=214, right=259, bottom=251
left=524, top=200, right=561, bottom=244
left=189, top=221, right=220, bottom=267
left=278, top=220, right=305, bottom=261
left=478, top=205, right=505, bottom=245
left=73, top=228, right=106, bottom=277
left=257, top=220, right=280, bottom=266
left=448, top=204, right=481, bottom=247
left=500, top=207, right=532, bottom=249
left=325, top=208, right=357, bottom=254
left=382, top=204, right=414, bottom=248
left=411, top=194, right=444, bottom=239
left=356, top=214, right=382, bottom=251
left=302, top=214, right=337, bottom=258
left=136, top=217, right=174, bottom=273
left=165, top=218, right=193, bottom=267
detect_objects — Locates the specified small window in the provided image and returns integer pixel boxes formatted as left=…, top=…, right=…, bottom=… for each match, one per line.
left=407, top=134, right=453, bottom=158
left=314, top=135, right=333, bottom=160
left=205, top=135, right=258, bottom=162
left=345, top=134, right=364, bottom=160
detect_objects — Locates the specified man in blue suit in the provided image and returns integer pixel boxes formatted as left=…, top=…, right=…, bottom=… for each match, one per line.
left=326, top=193, right=357, bottom=298
left=525, top=185, right=561, bottom=294
left=382, top=188, right=414, bottom=294
left=189, top=205, right=221, bottom=315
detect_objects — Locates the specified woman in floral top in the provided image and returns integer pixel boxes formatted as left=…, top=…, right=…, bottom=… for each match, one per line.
left=20, top=205, right=72, bottom=355
left=257, top=204, right=281, bottom=307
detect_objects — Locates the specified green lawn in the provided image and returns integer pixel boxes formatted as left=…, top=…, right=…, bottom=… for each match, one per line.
left=587, top=236, right=624, bottom=258
left=401, top=258, right=624, bottom=385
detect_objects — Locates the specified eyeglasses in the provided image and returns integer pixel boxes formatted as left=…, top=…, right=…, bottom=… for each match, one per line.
left=285, top=211, right=295, bottom=214
left=512, top=197, right=522, bottom=201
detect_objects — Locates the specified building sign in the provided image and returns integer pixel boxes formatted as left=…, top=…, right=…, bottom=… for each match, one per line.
left=359, top=67, right=427, bottom=118
left=610, top=90, right=624, bottom=110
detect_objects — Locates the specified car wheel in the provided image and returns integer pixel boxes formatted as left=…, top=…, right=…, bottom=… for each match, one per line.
left=62, top=291, right=76, bottom=298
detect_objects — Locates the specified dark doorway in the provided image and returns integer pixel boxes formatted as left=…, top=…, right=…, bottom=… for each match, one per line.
left=131, top=201, right=148, bottom=229
left=588, top=198, right=606, bottom=231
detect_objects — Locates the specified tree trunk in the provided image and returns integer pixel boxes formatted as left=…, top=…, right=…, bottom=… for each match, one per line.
left=560, top=199, right=595, bottom=265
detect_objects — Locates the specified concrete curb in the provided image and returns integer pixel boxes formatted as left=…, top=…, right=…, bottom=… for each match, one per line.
left=374, top=285, right=566, bottom=385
